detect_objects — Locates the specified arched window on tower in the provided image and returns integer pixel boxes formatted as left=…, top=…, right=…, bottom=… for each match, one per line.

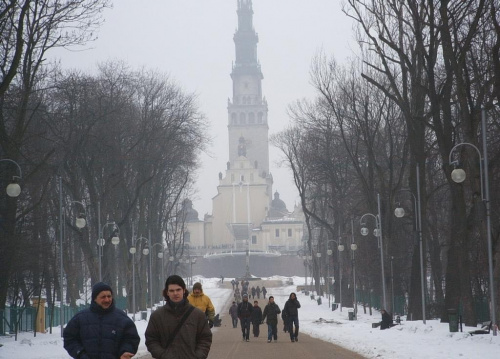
left=248, top=112, right=255, bottom=124
left=258, top=112, right=263, bottom=123
left=243, top=97, right=247, bottom=105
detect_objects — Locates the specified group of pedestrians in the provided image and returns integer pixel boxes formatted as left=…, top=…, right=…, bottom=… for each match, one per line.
left=62, top=278, right=300, bottom=358
left=228, top=285, right=301, bottom=344
left=63, top=276, right=213, bottom=359
left=232, top=279, right=267, bottom=304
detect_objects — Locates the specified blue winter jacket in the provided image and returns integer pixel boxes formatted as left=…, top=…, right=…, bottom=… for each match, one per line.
left=63, top=301, right=140, bottom=359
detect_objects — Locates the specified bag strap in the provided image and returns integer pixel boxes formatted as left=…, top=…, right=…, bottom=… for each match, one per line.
left=165, top=306, right=195, bottom=350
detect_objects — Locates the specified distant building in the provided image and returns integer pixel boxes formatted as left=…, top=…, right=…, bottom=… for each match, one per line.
left=186, top=0, right=304, bottom=255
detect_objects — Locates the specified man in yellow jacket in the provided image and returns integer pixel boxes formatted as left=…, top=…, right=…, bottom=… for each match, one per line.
left=188, top=282, right=216, bottom=328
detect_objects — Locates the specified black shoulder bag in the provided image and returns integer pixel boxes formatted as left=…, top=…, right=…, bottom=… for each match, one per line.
left=164, top=306, right=195, bottom=350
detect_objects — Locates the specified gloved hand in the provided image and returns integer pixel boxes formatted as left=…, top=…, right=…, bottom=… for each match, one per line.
left=208, top=320, right=214, bottom=328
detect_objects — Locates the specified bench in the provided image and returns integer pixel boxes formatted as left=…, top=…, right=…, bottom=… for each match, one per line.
left=372, top=322, right=397, bottom=329
left=469, top=321, right=492, bottom=336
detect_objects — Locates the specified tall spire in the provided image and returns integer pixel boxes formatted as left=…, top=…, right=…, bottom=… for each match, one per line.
left=234, top=0, right=259, bottom=66
left=228, top=0, right=269, bottom=176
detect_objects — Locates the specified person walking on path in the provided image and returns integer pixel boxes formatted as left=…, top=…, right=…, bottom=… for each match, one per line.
left=187, top=282, right=216, bottom=328
left=261, top=296, right=281, bottom=343
left=262, top=286, right=267, bottom=299
left=231, top=279, right=236, bottom=290
left=251, top=286, right=256, bottom=299
left=283, top=292, right=301, bottom=342
left=234, top=287, right=242, bottom=304
left=229, top=301, right=239, bottom=328
left=281, top=309, right=289, bottom=333
left=237, top=293, right=253, bottom=342
left=145, top=275, right=212, bottom=358
left=251, top=300, right=263, bottom=337
left=256, top=285, right=261, bottom=299
left=63, top=282, right=140, bottom=359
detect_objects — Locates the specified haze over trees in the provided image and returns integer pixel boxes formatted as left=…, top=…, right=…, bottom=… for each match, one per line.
left=0, top=0, right=208, bottom=314
left=0, top=0, right=499, bottom=329
left=272, top=0, right=500, bottom=325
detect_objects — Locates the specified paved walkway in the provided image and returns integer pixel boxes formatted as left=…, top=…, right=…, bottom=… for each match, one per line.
left=140, top=280, right=366, bottom=359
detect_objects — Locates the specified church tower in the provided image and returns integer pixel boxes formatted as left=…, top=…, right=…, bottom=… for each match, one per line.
left=187, top=1, right=304, bottom=264
left=228, top=0, right=269, bottom=176
left=207, top=0, right=273, bottom=249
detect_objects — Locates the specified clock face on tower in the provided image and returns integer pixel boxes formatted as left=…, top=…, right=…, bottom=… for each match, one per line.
left=238, top=76, right=254, bottom=94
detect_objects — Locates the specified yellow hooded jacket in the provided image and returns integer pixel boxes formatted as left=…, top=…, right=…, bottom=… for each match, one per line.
left=187, top=291, right=215, bottom=321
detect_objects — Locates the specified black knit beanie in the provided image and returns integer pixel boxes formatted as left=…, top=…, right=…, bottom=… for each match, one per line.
left=92, top=282, right=113, bottom=301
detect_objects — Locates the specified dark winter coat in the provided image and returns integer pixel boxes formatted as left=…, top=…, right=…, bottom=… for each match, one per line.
left=229, top=304, right=239, bottom=319
left=381, top=311, right=393, bottom=330
left=262, top=302, right=281, bottom=325
left=284, top=294, right=301, bottom=317
left=237, top=300, right=253, bottom=319
left=145, top=299, right=212, bottom=359
left=63, top=301, right=140, bottom=359
left=251, top=306, right=263, bottom=324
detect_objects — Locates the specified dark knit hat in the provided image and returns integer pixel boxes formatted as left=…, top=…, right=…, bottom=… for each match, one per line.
left=165, top=275, right=186, bottom=290
left=92, top=282, right=113, bottom=301
left=193, top=282, right=202, bottom=291
left=242, top=293, right=248, bottom=298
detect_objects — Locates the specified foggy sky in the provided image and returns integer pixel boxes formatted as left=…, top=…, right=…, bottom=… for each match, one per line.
left=50, top=0, right=356, bottom=216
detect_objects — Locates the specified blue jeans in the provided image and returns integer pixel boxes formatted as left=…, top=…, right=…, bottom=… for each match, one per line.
left=267, top=323, right=278, bottom=341
left=232, top=317, right=238, bottom=328
left=240, top=318, right=251, bottom=339
left=288, top=316, right=299, bottom=339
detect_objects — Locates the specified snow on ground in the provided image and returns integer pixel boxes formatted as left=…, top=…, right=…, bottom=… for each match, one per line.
left=0, top=276, right=498, bottom=358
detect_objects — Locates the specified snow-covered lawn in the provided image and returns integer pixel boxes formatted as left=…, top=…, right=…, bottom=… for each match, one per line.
left=1, top=276, right=498, bottom=358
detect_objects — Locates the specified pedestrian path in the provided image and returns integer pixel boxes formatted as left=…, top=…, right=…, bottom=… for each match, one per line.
left=138, top=279, right=366, bottom=359
left=208, top=280, right=366, bottom=359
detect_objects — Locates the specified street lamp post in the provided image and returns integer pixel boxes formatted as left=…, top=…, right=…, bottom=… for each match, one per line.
left=98, top=219, right=120, bottom=282
left=57, top=177, right=86, bottom=337
left=360, top=193, right=387, bottom=310
left=0, top=158, right=22, bottom=197
left=390, top=256, right=394, bottom=315
left=129, top=236, right=149, bottom=320
left=394, top=164, right=426, bottom=324
left=351, top=218, right=358, bottom=318
left=326, top=238, right=345, bottom=309
left=151, top=243, right=166, bottom=306
left=135, top=235, right=154, bottom=312
left=448, top=107, right=497, bottom=336
left=190, top=257, right=197, bottom=287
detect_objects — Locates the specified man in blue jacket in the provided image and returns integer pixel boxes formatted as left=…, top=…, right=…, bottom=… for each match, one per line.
left=63, top=282, right=140, bottom=359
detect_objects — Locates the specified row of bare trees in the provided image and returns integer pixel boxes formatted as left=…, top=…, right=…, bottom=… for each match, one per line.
left=273, top=0, right=500, bottom=325
left=0, top=1, right=209, bottom=312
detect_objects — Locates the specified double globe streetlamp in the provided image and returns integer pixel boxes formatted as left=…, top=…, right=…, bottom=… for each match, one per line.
left=448, top=107, right=496, bottom=336
left=151, top=243, right=167, bottom=306
left=360, top=193, right=387, bottom=310
left=326, top=238, right=345, bottom=310
left=0, top=158, right=22, bottom=197
left=57, top=174, right=86, bottom=337
left=394, top=164, right=426, bottom=324
left=97, top=221, right=120, bottom=282
left=130, top=236, right=150, bottom=321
